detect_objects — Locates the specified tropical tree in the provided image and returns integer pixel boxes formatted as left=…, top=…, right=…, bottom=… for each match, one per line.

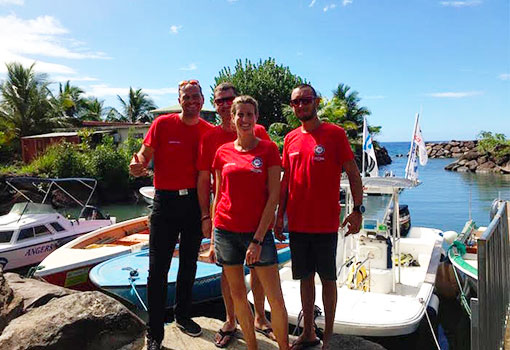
left=50, top=81, right=87, bottom=119
left=213, top=58, right=305, bottom=128
left=78, top=98, right=104, bottom=121
left=116, top=87, right=157, bottom=123
left=0, top=63, right=72, bottom=153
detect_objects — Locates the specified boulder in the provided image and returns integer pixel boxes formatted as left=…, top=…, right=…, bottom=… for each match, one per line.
left=478, top=156, right=487, bottom=165
left=444, top=144, right=452, bottom=151
left=0, top=291, right=145, bottom=350
left=465, top=141, right=475, bottom=148
left=4, top=273, right=76, bottom=312
left=477, top=161, right=496, bottom=171
left=466, top=160, right=479, bottom=171
left=452, top=152, right=464, bottom=158
left=450, top=147, right=461, bottom=154
left=456, top=166, right=469, bottom=172
left=436, top=149, right=445, bottom=157
left=499, top=161, right=510, bottom=174
left=450, top=141, right=460, bottom=147
left=458, top=159, right=467, bottom=166
left=433, top=144, right=442, bottom=150
left=462, top=150, right=480, bottom=161
left=0, top=268, right=23, bottom=334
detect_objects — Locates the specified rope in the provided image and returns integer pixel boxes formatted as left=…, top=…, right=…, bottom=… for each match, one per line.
left=127, top=275, right=148, bottom=312
left=423, top=302, right=441, bottom=350
left=451, top=262, right=472, bottom=319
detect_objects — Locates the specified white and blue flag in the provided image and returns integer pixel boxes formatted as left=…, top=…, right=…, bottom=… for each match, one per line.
left=362, top=117, right=379, bottom=177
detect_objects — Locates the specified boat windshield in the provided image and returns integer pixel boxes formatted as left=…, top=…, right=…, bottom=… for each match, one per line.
left=9, top=202, right=56, bottom=216
left=0, top=231, right=14, bottom=243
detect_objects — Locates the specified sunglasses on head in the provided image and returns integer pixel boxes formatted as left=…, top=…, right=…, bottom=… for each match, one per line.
left=178, top=79, right=200, bottom=87
left=214, top=96, right=235, bottom=106
left=289, top=97, right=316, bottom=107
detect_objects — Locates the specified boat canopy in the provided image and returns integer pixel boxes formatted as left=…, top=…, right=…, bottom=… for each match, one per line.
left=9, top=202, right=56, bottom=216
left=362, top=177, right=418, bottom=189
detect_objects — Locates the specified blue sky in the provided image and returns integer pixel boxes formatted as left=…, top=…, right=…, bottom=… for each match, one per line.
left=0, top=0, right=508, bottom=141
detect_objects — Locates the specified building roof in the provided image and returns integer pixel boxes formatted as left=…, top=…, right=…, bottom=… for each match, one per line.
left=21, top=130, right=111, bottom=139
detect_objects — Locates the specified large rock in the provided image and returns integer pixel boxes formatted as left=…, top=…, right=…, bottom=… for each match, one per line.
left=466, top=160, right=478, bottom=171
left=0, top=268, right=23, bottom=334
left=499, top=161, right=510, bottom=174
left=461, top=150, right=480, bottom=161
left=4, top=273, right=76, bottom=312
left=0, top=291, right=145, bottom=350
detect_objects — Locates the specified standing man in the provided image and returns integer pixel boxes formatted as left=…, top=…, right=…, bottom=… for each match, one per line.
left=130, top=80, right=213, bottom=350
left=197, top=82, right=277, bottom=347
left=274, top=84, right=363, bottom=350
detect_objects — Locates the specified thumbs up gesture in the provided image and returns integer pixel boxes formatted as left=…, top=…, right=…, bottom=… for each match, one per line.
left=129, top=153, right=148, bottom=177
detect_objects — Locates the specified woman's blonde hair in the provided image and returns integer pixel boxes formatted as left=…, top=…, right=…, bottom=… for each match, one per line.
left=231, top=95, right=259, bottom=116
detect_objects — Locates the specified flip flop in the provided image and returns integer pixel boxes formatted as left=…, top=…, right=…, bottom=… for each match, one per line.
left=290, top=338, right=321, bottom=350
left=255, top=326, right=276, bottom=341
left=214, top=328, right=236, bottom=348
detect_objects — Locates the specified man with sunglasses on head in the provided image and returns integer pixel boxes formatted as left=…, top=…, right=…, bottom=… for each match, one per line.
left=274, top=84, right=363, bottom=350
left=197, top=82, right=275, bottom=348
left=130, top=80, right=213, bottom=350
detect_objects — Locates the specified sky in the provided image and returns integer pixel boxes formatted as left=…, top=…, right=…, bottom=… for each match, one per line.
left=0, top=0, right=508, bottom=141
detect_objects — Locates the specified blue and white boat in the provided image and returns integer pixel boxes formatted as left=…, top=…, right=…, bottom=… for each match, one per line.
left=90, top=236, right=290, bottom=310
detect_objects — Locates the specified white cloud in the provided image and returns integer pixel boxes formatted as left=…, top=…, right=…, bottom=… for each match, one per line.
left=0, top=0, right=24, bottom=5
left=84, top=84, right=178, bottom=98
left=179, top=63, right=197, bottom=71
left=323, top=4, right=337, bottom=12
left=343, top=0, right=353, bottom=6
left=426, top=91, right=483, bottom=98
left=439, top=1, right=481, bottom=8
left=170, top=25, right=182, bottom=34
left=309, top=0, right=317, bottom=7
left=144, top=87, right=179, bottom=96
left=498, top=73, right=510, bottom=81
left=0, top=14, right=110, bottom=78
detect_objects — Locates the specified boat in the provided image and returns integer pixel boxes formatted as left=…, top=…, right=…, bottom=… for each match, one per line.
left=89, top=235, right=291, bottom=310
left=139, top=186, right=155, bottom=205
left=250, top=177, right=444, bottom=337
left=34, top=216, right=149, bottom=290
left=0, top=177, right=115, bottom=271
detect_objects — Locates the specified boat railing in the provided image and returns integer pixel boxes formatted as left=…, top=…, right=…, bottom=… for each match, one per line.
left=471, top=200, right=510, bottom=350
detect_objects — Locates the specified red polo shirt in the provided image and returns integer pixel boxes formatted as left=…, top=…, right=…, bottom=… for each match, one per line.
left=143, top=113, right=213, bottom=190
left=213, top=140, right=281, bottom=233
left=282, top=123, right=354, bottom=233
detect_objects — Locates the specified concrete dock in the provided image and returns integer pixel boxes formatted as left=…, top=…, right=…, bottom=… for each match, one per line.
left=139, top=317, right=385, bottom=350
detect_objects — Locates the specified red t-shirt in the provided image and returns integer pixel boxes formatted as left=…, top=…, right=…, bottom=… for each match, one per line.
left=143, top=113, right=213, bottom=190
left=197, top=124, right=270, bottom=171
left=282, top=123, right=354, bottom=233
left=213, top=140, right=281, bottom=233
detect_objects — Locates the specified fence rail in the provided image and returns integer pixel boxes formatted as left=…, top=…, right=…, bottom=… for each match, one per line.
left=471, top=200, right=510, bottom=350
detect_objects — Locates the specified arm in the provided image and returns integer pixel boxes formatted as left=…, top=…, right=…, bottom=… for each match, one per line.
left=342, top=159, right=364, bottom=235
left=129, top=144, right=154, bottom=177
left=201, top=169, right=222, bottom=263
left=246, top=165, right=281, bottom=265
left=273, top=168, right=288, bottom=241
left=197, top=170, right=212, bottom=238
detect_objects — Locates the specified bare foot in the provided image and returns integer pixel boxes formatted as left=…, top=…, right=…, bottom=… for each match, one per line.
left=290, top=334, right=321, bottom=350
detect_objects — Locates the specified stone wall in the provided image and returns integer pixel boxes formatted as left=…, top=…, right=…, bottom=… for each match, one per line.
left=426, top=140, right=478, bottom=159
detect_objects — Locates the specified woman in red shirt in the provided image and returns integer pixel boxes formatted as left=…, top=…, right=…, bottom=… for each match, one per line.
left=212, top=95, right=289, bottom=350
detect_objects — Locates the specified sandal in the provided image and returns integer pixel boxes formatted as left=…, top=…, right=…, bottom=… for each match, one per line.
left=255, top=327, right=276, bottom=341
left=214, top=328, right=236, bottom=348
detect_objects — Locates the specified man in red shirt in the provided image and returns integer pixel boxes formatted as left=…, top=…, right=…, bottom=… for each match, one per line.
left=274, top=84, right=363, bottom=350
left=197, top=82, right=276, bottom=347
left=130, top=80, right=213, bottom=350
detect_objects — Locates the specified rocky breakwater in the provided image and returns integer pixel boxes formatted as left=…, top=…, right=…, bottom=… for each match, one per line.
left=0, top=268, right=145, bottom=350
left=426, top=140, right=510, bottom=174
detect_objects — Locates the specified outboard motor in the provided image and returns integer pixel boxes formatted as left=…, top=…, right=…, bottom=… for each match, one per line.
left=386, top=204, right=411, bottom=237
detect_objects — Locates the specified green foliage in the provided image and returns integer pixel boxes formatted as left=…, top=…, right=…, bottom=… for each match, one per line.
left=121, top=127, right=144, bottom=161
left=477, top=131, right=510, bottom=157
left=268, top=123, right=294, bottom=152
left=213, top=58, right=305, bottom=128
left=88, top=138, right=129, bottom=193
left=115, top=87, right=157, bottom=123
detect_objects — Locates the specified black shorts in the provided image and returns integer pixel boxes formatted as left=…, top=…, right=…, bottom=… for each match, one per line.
left=214, top=228, right=278, bottom=267
left=289, top=232, right=338, bottom=281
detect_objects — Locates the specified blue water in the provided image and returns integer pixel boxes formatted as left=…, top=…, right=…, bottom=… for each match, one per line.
left=379, top=142, right=510, bottom=232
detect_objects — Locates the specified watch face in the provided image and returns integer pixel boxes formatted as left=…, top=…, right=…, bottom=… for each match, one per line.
left=359, top=205, right=366, bottom=214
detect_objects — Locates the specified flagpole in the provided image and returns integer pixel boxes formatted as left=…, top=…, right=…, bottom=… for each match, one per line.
left=405, top=113, right=419, bottom=178
left=362, top=117, right=366, bottom=177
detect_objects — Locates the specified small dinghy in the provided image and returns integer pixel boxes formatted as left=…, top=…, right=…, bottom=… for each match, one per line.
left=90, top=235, right=291, bottom=310
left=139, top=186, right=155, bottom=205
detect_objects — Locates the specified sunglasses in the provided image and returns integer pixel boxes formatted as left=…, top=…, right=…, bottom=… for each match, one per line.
left=214, top=96, right=235, bottom=106
left=178, top=79, right=200, bottom=87
left=289, top=97, right=316, bottom=107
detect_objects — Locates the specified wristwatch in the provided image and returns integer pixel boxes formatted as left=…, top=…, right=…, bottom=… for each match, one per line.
left=353, top=204, right=366, bottom=214
left=251, top=238, right=263, bottom=246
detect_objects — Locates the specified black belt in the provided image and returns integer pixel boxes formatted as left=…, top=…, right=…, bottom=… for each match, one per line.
left=155, top=188, right=197, bottom=198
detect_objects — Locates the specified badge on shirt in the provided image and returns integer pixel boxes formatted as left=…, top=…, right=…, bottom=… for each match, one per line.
left=314, top=144, right=325, bottom=161
left=251, top=157, right=263, bottom=173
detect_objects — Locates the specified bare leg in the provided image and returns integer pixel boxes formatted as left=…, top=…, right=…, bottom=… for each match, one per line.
left=251, top=269, right=276, bottom=340
left=223, top=265, right=257, bottom=350
left=293, top=274, right=320, bottom=346
left=214, top=270, right=237, bottom=345
left=320, top=279, right=337, bottom=350
left=254, top=265, right=289, bottom=350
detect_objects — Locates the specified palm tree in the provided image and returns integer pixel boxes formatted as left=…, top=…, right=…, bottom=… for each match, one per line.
left=78, top=98, right=104, bottom=121
left=51, top=81, right=88, bottom=119
left=332, top=83, right=371, bottom=139
left=117, top=87, right=157, bottom=123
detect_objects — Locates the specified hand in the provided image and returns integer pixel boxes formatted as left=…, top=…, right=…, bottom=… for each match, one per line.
left=342, top=212, right=362, bottom=237
left=129, top=153, right=148, bottom=177
left=245, top=243, right=262, bottom=265
left=201, top=218, right=212, bottom=238
left=200, top=246, right=216, bottom=263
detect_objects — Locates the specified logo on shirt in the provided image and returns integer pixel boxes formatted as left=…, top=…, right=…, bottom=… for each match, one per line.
left=314, top=144, right=325, bottom=161
left=251, top=157, right=263, bottom=173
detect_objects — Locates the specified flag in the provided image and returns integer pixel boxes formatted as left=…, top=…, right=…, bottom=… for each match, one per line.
left=405, top=141, right=419, bottom=181
left=405, top=113, right=427, bottom=181
left=414, top=123, right=428, bottom=166
left=362, top=117, right=379, bottom=177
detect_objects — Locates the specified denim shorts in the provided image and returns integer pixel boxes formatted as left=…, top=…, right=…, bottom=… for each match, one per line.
left=214, top=228, right=278, bottom=267
left=289, top=232, right=338, bottom=281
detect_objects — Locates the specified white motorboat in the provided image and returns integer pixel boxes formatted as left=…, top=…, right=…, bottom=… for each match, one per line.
left=249, top=177, right=443, bottom=337
left=0, top=177, right=116, bottom=271
left=139, top=186, right=155, bottom=205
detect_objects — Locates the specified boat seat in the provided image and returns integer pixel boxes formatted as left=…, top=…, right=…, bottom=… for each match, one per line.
left=115, top=233, right=149, bottom=246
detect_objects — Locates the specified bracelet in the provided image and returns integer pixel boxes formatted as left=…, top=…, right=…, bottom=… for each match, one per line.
left=201, top=215, right=210, bottom=221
